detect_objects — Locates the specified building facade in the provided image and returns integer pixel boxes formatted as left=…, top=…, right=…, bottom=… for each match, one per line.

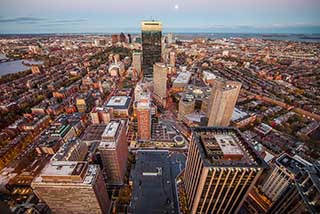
left=136, top=99, right=152, bottom=141
left=262, top=153, right=320, bottom=214
left=98, top=120, right=128, bottom=185
left=141, top=21, right=162, bottom=78
left=132, top=52, right=142, bottom=75
left=178, top=94, right=195, bottom=120
left=32, top=161, right=110, bottom=214
left=153, top=63, right=167, bottom=107
left=184, top=127, right=267, bottom=214
left=207, top=80, right=241, bottom=126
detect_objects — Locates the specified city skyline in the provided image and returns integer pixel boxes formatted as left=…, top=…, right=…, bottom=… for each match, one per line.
left=1, top=0, right=320, bottom=34
left=0, top=1, right=320, bottom=213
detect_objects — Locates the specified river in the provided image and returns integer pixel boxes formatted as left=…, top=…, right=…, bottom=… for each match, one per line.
left=0, top=54, right=43, bottom=76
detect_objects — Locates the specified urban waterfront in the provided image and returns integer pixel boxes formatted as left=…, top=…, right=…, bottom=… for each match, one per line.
left=0, top=55, right=43, bottom=76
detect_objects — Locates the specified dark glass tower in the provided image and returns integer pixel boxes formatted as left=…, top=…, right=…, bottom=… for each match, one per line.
left=141, top=21, right=162, bottom=78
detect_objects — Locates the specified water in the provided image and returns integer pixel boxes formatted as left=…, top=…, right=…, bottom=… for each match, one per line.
left=0, top=57, right=43, bottom=76
left=176, top=33, right=320, bottom=43
left=0, top=54, right=7, bottom=60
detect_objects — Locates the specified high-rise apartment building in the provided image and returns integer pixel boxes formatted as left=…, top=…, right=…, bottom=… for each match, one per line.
left=184, top=127, right=267, bottom=214
left=141, top=21, right=162, bottom=78
left=153, top=63, right=167, bottom=107
left=98, top=120, right=128, bottom=185
left=136, top=99, right=152, bottom=141
left=132, top=52, right=142, bottom=75
left=207, top=80, right=241, bottom=126
left=262, top=153, right=320, bottom=214
left=31, top=161, right=110, bottom=214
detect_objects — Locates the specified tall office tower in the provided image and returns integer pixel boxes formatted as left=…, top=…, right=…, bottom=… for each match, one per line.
left=136, top=99, right=152, bottom=141
left=51, top=138, right=88, bottom=161
left=262, top=154, right=320, bottom=214
left=32, top=161, right=110, bottom=214
left=153, top=63, right=167, bottom=107
left=167, top=33, right=174, bottom=44
left=132, top=52, right=142, bottom=75
left=98, top=120, right=128, bottom=185
left=169, top=51, right=176, bottom=67
left=184, top=127, right=267, bottom=214
left=178, top=94, right=195, bottom=120
left=119, top=32, right=127, bottom=43
left=207, top=80, right=241, bottom=126
left=141, top=20, right=162, bottom=78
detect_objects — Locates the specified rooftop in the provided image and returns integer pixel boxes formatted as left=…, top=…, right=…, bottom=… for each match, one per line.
left=41, top=161, right=84, bottom=176
left=231, top=108, right=250, bottom=122
left=192, top=127, right=267, bottom=168
left=81, top=124, right=106, bottom=143
left=174, top=72, right=192, bottom=84
left=33, top=161, right=98, bottom=185
left=276, top=153, right=311, bottom=176
left=106, top=96, right=131, bottom=109
left=130, top=151, right=185, bottom=214
left=99, top=120, right=123, bottom=148
left=51, top=138, right=83, bottom=161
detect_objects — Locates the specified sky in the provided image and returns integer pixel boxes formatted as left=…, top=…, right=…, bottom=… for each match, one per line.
left=0, top=0, right=320, bottom=34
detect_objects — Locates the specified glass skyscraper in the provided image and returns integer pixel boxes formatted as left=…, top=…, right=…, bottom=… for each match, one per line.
left=141, top=21, right=162, bottom=78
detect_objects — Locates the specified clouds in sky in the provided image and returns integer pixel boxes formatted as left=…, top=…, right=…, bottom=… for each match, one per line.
left=0, top=0, right=319, bottom=33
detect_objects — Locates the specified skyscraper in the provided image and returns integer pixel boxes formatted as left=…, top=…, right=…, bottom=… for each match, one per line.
left=262, top=153, right=320, bottom=214
left=153, top=63, right=167, bottom=107
left=184, top=127, right=267, bottom=214
left=32, top=161, right=110, bottom=214
left=132, top=52, right=142, bottom=75
left=207, top=80, right=241, bottom=126
left=141, top=21, right=162, bottom=78
left=98, top=120, right=128, bottom=185
left=136, top=99, right=152, bottom=141
left=119, top=32, right=127, bottom=43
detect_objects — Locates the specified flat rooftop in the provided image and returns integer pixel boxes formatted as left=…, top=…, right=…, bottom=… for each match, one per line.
left=41, top=161, right=84, bottom=176
left=192, top=127, right=267, bottom=168
left=130, top=151, right=185, bottom=214
left=106, top=96, right=131, bottom=109
left=231, top=108, right=250, bottom=121
left=276, top=154, right=311, bottom=176
left=174, top=72, right=192, bottom=84
left=136, top=99, right=151, bottom=108
left=51, top=138, right=82, bottom=161
left=214, top=134, right=244, bottom=156
left=33, top=161, right=98, bottom=185
left=81, top=124, right=107, bottom=143
left=100, top=120, right=123, bottom=148
left=102, top=121, right=120, bottom=139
